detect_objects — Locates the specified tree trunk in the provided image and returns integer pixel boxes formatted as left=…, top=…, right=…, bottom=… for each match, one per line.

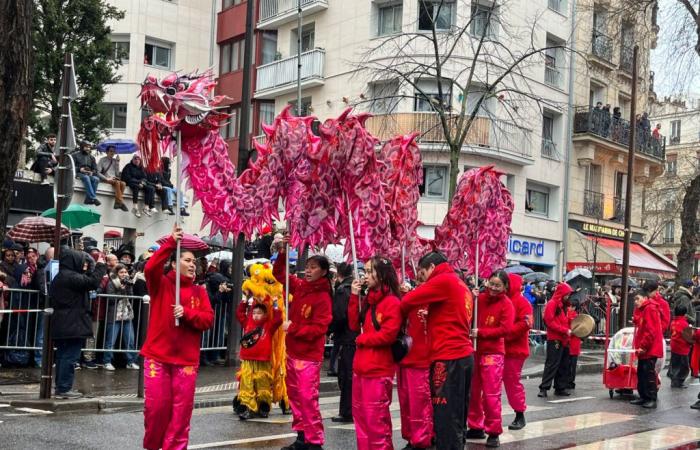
left=447, top=143, right=461, bottom=205
left=676, top=173, right=700, bottom=281
left=0, top=1, right=34, bottom=241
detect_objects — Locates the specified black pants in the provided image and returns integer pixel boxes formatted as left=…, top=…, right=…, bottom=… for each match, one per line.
left=128, top=183, right=155, bottom=207
left=153, top=187, right=169, bottom=209
left=431, top=355, right=473, bottom=450
left=670, top=352, right=690, bottom=387
left=568, top=355, right=579, bottom=389
left=539, top=340, right=570, bottom=392
left=329, top=339, right=340, bottom=373
left=337, top=344, right=355, bottom=418
left=637, top=357, right=658, bottom=401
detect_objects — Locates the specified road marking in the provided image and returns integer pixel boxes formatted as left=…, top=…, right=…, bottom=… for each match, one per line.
left=570, top=425, right=700, bottom=450
left=465, top=412, right=634, bottom=445
left=249, top=403, right=401, bottom=424
left=14, top=407, right=53, bottom=414
left=188, top=433, right=297, bottom=449
left=0, top=404, right=10, bottom=408
left=547, top=396, right=596, bottom=404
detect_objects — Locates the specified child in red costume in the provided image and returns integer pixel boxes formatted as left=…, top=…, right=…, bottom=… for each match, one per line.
left=273, top=239, right=332, bottom=450
left=567, top=306, right=581, bottom=390
left=141, top=226, right=214, bottom=450
left=233, top=300, right=283, bottom=419
left=466, top=270, right=514, bottom=448
left=503, top=273, right=532, bottom=431
left=348, top=256, right=402, bottom=450
left=669, top=304, right=691, bottom=388
left=631, top=289, right=663, bottom=409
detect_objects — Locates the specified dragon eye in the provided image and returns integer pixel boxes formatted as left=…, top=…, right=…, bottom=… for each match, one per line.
left=166, top=87, right=176, bottom=95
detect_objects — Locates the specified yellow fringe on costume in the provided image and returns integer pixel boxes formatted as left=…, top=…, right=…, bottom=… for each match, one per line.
left=237, top=360, right=273, bottom=412
left=241, top=263, right=290, bottom=407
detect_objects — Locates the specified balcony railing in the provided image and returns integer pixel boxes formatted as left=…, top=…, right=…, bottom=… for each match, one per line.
left=545, top=65, right=562, bottom=88
left=584, top=190, right=604, bottom=219
left=258, top=0, right=328, bottom=29
left=592, top=32, right=613, bottom=62
left=365, top=113, right=532, bottom=160
left=541, top=138, right=557, bottom=159
left=619, top=45, right=633, bottom=73
left=573, top=106, right=666, bottom=161
left=255, top=48, right=325, bottom=97
left=612, top=196, right=625, bottom=223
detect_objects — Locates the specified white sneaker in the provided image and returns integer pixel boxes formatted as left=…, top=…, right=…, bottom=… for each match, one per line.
left=150, top=207, right=158, bottom=214
left=126, top=363, right=140, bottom=370
left=104, top=363, right=116, bottom=371
left=132, top=207, right=142, bottom=218
left=143, top=208, right=152, bottom=217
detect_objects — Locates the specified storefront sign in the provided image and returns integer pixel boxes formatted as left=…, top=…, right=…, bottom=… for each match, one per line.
left=508, top=236, right=545, bottom=257
left=565, top=262, right=673, bottom=277
left=569, top=219, right=644, bottom=242
left=506, top=235, right=558, bottom=267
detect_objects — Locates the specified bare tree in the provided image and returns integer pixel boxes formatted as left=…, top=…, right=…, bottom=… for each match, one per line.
left=354, top=0, right=572, bottom=202
left=0, top=1, right=33, bottom=240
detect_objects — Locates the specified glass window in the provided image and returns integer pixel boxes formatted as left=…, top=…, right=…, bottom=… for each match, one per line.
left=232, top=40, right=241, bottom=71
left=666, top=154, right=677, bottom=175
left=671, top=120, right=681, bottom=143
left=104, top=103, right=127, bottom=130
left=144, top=41, right=172, bottom=69
left=222, top=106, right=240, bottom=140
left=419, top=0, right=453, bottom=31
left=526, top=184, right=549, bottom=216
left=292, top=24, right=315, bottom=53
left=379, top=4, right=403, bottom=36
left=470, top=2, right=498, bottom=39
left=370, top=80, right=400, bottom=114
left=220, top=42, right=231, bottom=73
left=258, top=102, right=275, bottom=133
left=664, top=221, right=675, bottom=244
left=223, top=0, right=242, bottom=9
left=420, top=165, right=447, bottom=199
left=414, top=78, right=452, bottom=112
left=288, top=97, right=312, bottom=116
left=113, top=41, right=130, bottom=62
left=261, top=31, right=278, bottom=64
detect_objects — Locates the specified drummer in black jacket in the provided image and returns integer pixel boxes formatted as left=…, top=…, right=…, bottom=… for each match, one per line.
left=49, top=249, right=107, bottom=398
left=330, top=262, right=357, bottom=423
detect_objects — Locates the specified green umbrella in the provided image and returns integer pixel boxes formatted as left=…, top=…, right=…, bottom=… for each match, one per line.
left=41, top=204, right=101, bottom=229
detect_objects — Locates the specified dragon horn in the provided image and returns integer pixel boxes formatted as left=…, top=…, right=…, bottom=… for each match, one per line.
left=261, top=122, right=275, bottom=137
left=337, top=107, right=353, bottom=122
left=354, top=112, right=373, bottom=127
left=280, top=104, right=295, bottom=118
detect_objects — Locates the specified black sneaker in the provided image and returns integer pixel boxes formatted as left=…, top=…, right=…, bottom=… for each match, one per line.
left=465, top=429, right=486, bottom=439
left=82, top=361, right=98, bottom=370
left=641, top=400, right=657, bottom=409
left=331, top=415, right=353, bottom=423
left=690, top=400, right=700, bottom=410
left=83, top=198, right=94, bottom=205
left=92, top=198, right=101, bottom=206
left=238, top=408, right=254, bottom=420
left=630, top=398, right=646, bottom=405
left=508, top=412, right=526, bottom=430
left=180, top=208, right=190, bottom=217
left=280, top=431, right=305, bottom=450
left=486, top=435, right=500, bottom=448
left=554, top=389, right=571, bottom=396
left=537, top=389, right=548, bottom=398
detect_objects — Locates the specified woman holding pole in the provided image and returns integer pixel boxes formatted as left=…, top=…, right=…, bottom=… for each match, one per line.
left=141, top=224, right=214, bottom=450
left=273, top=236, right=332, bottom=450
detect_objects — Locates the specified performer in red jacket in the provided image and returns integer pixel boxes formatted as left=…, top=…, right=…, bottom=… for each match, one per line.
left=466, top=270, right=514, bottom=448
left=348, top=256, right=402, bottom=450
left=397, top=276, right=433, bottom=450
left=503, top=274, right=532, bottom=431
left=630, top=289, right=663, bottom=409
left=273, top=239, right=332, bottom=450
left=538, top=282, right=574, bottom=398
left=400, top=251, right=473, bottom=450
left=233, top=300, right=283, bottom=420
left=669, top=304, right=691, bottom=388
left=141, top=225, right=214, bottom=450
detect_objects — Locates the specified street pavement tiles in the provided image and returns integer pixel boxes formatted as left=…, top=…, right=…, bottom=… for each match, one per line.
left=570, top=424, right=700, bottom=450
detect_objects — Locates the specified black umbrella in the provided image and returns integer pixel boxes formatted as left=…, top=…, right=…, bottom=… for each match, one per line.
left=522, top=272, right=551, bottom=283
left=609, top=277, right=638, bottom=288
left=504, top=264, right=534, bottom=275
left=634, top=272, right=661, bottom=282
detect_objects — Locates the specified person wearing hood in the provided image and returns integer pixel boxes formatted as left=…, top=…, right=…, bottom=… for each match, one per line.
left=141, top=225, right=214, bottom=450
left=466, top=270, right=514, bottom=448
left=121, top=155, right=155, bottom=218
left=234, top=298, right=283, bottom=420
left=503, top=273, right=532, bottom=431
left=538, top=282, right=574, bottom=398
left=672, top=280, right=696, bottom=326
left=630, top=289, right=663, bottom=409
left=49, top=248, right=107, bottom=398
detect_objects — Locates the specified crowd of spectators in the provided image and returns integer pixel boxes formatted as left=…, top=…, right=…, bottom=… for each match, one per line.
left=586, top=102, right=665, bottom=155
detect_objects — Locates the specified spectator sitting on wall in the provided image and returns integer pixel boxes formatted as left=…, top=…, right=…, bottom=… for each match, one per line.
left=97, top=146, right=128, bottom=211
left=120, top=155, right=154, bottom=218
left=31, top=134, right=58, bottom=184
left=71, top=142, right=102, bottom=206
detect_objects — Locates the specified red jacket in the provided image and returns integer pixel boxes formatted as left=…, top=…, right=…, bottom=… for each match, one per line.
left=652, top=292, right=671, bottom=333
left=273, top=256, right=332, bottom=362
left=400, top=263, right=473, bottom=362
left=633, top=300, right=663, bottom=359
left=505, top=274, right=533, bottom=358
left=237, top=302, right=283, bottom=361
left=348, top=289, right=401, bottom=377
left=399, top=301, right=430, bottom=369
left=670, top=316, right=691, bottom=355
left=141, top=237, right=214, bottom=366
left=567, top=309, right=581, bottom=356
left=543, top=283, right=573, bottom=345
left=475, top=291, right=514, bottom=354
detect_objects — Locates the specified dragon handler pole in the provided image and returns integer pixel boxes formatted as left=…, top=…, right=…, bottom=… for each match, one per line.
left=174, top=130, right=182, bottom=327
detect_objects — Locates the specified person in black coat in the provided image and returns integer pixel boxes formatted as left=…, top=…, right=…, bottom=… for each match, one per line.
left=202, top=259, right=232, bottom=365
left=49, top=248, right=106, bottom=398
left=145, top=170, right=172, bottom=214
left=120, top=155, right=154, bottom=218
left=330, top=262, right=357, bottom=423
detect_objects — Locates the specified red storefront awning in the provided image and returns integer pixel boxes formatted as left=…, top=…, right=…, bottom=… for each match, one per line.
left=567, top=236, right=677, bottom=276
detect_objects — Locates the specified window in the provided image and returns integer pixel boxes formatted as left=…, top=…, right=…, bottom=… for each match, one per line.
left=378, top=3, right=403, bottom=36
left=664, top=221, right=675, bottom=244
left=414, top=78, right=452, bottom=112
left=222, top=106, right=240, bottom=140
left=541, top=113, right=556, bottom=158
left=292, top=24, right=315, bottom=54
left=223, top=0, right=243, bottom=9
left=525, top=184, right=549, bottom=216
left=585, top=163, right=601, bottom=192
left=548, top=0, right=567, bottom=14
left=112, top=40, right=130, bottom=62
left=666, top=154, right=677, bottom=175
left=544, top=37, right=562, bottom=88
left=258, top=102, right=275, bottom=134
left=420, top=165, right=448, bottom=199
left=615, top=171, right=627, bottom=200
left=104, top=103, right=127, bottom=130
left=220, top=40, right=244, bottom=74
left=419, top=0, right=454, bottom=31
left=671, top=120, right=681, bottom=144
left=261, top=31, right=278, bottom=65
left=144, top=41, right=172, bottom=69
left=470, top=2, right=498, bottom=39
left=370, top=80, right=400, bottom=114
left=288, top=97, right=312, bottom=116
left=618, top=96, right=630, bottom=118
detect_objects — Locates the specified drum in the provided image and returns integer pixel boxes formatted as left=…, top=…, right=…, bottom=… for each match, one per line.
left=571, top=314, right=595, bottom=338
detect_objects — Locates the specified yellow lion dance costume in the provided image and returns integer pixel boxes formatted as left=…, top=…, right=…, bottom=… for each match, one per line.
left=241, top=262, right=290, bottom=413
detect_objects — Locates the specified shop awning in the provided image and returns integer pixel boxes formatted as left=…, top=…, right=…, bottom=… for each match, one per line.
left=581, top=235, right=677, bottom=275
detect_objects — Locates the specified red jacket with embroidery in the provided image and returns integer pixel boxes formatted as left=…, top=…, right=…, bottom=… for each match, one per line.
left=544, top=283, right=573, bottom=345
left=633, top=300, right=663, bottom=360
left=505, top=274, right=533, bottom=358
left=670, top=316, right=691, bottom=355
left=400, top=262, right=473, bottom=362
left=273, top=256, right=332, bottom=362
left=475, top=291, right=514, bottom=355
left=567, top=309, right=582, bottom=356
left=399, top=301, right=430, bottom=369
left=237, top=302, right=283, bottom=361
left=141, top=236, right=214, bottom=366
left=348, top=289, right=401, bottom=377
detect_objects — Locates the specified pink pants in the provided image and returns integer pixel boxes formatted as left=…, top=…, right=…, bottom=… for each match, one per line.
left=143, top=358, right=199, bottom=450
left=397, top=366, right=433, bottom=448
left=286, top=357, right=324, bottom=445
left=503, top=356, right=527, bottom=413
left=468, top=353, right=505, bottom=436
left=352, top=373, right=394, bottom=450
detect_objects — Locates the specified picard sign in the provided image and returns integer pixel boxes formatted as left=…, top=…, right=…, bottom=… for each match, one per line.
left=581, top=222, right=625, bottom=238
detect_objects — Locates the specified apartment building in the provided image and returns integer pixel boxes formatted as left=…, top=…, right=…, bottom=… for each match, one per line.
left=564, top=0, right=676, bottom=279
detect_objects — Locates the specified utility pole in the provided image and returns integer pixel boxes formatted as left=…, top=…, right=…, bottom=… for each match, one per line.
left=620, top=45, right=639, bottom=329
left=226, top=0, right=255, bottom=367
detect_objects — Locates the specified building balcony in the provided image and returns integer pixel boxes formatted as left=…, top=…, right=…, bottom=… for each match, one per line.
left=544, top=65, right=562, bottom=89
left=612, top=196, right=625, bottom=223
left=581, top=190, right=630, bottom=224
left=591, top=32, right=613, bottom=64
left=584, top=190, right=604, bottom=219
left=258, top=0, right=328, bottom=30
left=573, top=107, right=666, bottom=163
left=254, top=49, right=325, bottom=99
left=541, top=138, right=558, bottom=159
left=365, top=113, right=534, bottom=165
